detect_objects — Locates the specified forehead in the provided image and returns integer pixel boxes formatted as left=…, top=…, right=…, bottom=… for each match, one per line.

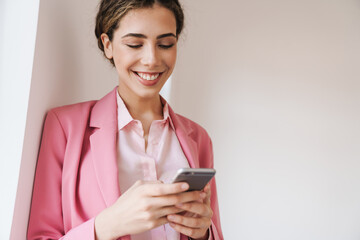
left=116, top=4, right=177, bottom=36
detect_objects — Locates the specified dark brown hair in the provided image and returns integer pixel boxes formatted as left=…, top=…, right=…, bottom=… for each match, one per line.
left=95, top=0, right=184, bottom=65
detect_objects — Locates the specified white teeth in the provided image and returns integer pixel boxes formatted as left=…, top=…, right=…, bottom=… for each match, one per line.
left=137, top=72, right=160, bottom=81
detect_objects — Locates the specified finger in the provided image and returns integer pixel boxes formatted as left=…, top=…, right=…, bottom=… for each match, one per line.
left=169, top=222, right=206, bottom=239
left=167, top=214, right=211, bottom=229
left=148, top=216, right=169, bottom=230
left=167, top=214, right=211, bottom=228
left=175, top=202, right=213, bottom=218
left=142, top=182, right=189, bottom=196
left=152, top=190, right=207, bottom=207
left=203, top=183, right=211, bottom=192
left=155, top=206, right=185, bottom=218
left=204, top=186, right=211, bottom=205
left=129, top=180, right=163, bottom=192
left=169, top=222, right=209, bottom=239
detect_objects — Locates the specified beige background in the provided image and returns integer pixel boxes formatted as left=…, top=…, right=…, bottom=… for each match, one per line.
left=3, top=0, right=360, bottom=239
left=174, top=1, right=360, bottom=239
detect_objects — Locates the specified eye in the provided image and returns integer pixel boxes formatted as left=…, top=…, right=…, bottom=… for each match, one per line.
left=126, top=44, right=142, bottom=49
left=159, top=44, right=174, bottom=49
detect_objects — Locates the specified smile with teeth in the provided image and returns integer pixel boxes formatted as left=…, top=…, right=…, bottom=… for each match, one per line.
left=136, top=72, right=160, bottom=81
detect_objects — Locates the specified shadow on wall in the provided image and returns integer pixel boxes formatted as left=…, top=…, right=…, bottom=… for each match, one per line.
left=10, top=0, right=117, bottom=239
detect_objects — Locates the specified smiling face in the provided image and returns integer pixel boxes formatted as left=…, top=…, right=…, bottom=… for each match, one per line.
left=101, top=4, right=177, bottom=101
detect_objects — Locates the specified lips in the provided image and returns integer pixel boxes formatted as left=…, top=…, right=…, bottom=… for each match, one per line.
left=133, top=71, right=163, bottom=86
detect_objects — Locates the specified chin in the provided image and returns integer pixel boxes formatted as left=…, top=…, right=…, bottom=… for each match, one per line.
left=136, top=89, right=162, bottom=99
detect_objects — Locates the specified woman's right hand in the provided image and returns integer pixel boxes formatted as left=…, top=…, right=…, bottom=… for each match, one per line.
left=94, top=180, right=207, bottom=240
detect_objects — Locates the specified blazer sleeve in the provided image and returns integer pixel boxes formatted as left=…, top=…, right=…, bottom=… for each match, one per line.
left=27, top=110, right=96, bottom=240
left=207, top=139, right=224, bottom=240
left=193, top=124, right=223, bottom=240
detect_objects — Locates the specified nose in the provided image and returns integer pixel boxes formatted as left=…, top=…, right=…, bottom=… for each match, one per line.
left=141, top=44, right=161, bottom=68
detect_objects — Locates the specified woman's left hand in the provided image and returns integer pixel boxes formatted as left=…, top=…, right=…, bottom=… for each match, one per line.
left=167, top=183, right=213, bottom=240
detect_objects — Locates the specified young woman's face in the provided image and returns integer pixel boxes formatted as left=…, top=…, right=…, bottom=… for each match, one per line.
left=102, top=4, right=177, bottom=100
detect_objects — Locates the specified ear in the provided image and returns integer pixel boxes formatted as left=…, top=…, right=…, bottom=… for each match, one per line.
left=101, top=33, right=113, bottom=59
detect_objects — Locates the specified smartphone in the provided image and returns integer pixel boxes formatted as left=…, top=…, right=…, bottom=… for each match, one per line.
left=171, top=168, right=216, bottom=191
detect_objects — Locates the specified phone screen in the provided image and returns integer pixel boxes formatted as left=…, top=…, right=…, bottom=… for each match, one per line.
left=171, top=168, right=216, bottom=191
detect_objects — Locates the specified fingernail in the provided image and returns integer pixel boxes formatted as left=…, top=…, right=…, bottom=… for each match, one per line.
left=175, top=203, right=183, bottom=207
left=200, top=192, right=207, bottom=198
left=181, top=183, right=189, bottom=190
left=168, top=215, right=175, bottom=221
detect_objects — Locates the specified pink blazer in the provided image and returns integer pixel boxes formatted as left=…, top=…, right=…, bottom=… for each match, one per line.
left=27, top=87, right=223, bottom=240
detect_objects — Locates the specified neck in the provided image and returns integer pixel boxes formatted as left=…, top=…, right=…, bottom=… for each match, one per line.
left=117, top=86, right=163, bottom=121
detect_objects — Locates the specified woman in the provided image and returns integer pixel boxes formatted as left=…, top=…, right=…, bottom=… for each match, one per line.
left=27, top=0, right=223, bottom=239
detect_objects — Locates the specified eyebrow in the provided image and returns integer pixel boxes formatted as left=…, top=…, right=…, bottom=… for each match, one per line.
left=121, top=33, right=177, bottom=39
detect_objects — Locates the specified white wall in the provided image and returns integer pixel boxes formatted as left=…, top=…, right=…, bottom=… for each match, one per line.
left=173, top=0, right=360, bottom=239
left=0, top=0, right=39, bottom=239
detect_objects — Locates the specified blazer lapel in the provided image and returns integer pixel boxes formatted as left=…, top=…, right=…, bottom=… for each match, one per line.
left=169, top=107, right=206, bottom=240
left=89, top=87, right=120, bottom=207
left=168, top=106, right=200, bottom=168
left=88, top=88, right=200, bottom=207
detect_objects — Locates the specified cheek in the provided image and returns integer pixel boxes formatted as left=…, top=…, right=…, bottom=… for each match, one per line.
left=165, top=49, right=177, bottom=68
left=113, top=50, right=138, bottom=70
